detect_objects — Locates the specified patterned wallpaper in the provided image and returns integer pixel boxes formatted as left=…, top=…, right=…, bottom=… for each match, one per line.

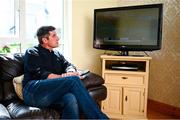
left=118, top=0, right=180, bottom=107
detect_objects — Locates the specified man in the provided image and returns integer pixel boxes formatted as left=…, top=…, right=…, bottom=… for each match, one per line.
left=22, top=26, right=108, bottom=119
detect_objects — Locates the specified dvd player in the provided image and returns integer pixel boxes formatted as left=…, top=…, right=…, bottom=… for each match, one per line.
left=111, top=64, right=138, bottom=70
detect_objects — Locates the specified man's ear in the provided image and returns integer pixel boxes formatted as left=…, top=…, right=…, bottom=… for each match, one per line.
left=42, top=38, right=48, bottom=44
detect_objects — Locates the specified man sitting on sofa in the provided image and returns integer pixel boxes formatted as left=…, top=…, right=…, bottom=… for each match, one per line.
left=22, top=26, right=108, bottom=119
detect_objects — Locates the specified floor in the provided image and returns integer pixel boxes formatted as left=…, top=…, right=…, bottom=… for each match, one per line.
left=147, top=107, right=178, bottom=119
left=110, top=107, right=178, bottom=120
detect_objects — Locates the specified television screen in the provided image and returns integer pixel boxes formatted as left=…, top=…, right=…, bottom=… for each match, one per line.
left=93, top=4, right=163, bottom=53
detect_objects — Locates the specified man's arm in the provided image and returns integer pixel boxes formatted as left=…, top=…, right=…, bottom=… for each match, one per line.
left=24, top=48, right=51, bottom=80
left=57, top=52, right=77, bottom=72
left=24, top=48, right=81, bottom=80
left=47, top=72, right=80, bottom=79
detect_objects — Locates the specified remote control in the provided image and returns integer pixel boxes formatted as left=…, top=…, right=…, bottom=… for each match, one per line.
left=80, top=69, right=90, bottom=76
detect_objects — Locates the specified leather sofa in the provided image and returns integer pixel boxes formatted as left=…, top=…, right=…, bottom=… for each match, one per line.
left=0, top=53, right=107, bottom=119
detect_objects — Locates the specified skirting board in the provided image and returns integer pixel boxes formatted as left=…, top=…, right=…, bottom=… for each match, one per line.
left=148, top=99, right=180, bottom=118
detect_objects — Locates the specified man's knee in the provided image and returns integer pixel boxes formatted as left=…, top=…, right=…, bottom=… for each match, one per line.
left=63, top=93, right=77, bottom=104
left=63, top=93, right=78, bottom=110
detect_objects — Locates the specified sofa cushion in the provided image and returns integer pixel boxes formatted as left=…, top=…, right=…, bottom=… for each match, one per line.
left=0, top=54, right=24, bottom=82
left=13, top=75, right=24, bottom=100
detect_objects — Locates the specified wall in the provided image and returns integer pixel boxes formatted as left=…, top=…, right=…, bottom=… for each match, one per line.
left=72, top=0, right=180, bottom=107
left=72, top=0, right=119, bottom=74
left=117, top=0, right=180, bottom=108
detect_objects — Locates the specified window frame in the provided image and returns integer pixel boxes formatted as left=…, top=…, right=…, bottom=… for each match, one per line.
left=0, top=0, right=72, bottom=61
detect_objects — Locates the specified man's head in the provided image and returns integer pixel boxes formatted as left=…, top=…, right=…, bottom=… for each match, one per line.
left=36, top=26, right=59, bottom=50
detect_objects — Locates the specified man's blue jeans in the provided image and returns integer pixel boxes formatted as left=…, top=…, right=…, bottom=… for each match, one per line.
left=23, top=76, right=108, bottom=119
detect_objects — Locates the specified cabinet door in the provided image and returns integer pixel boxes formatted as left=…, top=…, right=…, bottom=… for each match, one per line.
left=102, top=85, right=123, bottom=114
left=123, top=87, right=144, bottom=116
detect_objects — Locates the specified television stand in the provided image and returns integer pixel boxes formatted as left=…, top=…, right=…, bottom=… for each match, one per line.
left=101, top=55, right=152, bottom=119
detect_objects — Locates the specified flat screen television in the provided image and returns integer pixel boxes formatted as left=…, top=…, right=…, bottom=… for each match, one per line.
left=93, top=4, right=163, bottom=55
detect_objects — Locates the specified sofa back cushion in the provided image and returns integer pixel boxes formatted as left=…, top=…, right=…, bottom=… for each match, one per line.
left=0, top=53, right=24, bottom=103
left=0, top=53, right=24, bottom=81
left=0, top=81, right=3, bottom=101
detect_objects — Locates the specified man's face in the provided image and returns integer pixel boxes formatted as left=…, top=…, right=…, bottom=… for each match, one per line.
left=43, top=30, right=60, bottom=49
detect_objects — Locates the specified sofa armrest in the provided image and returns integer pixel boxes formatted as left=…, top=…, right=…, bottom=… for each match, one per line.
left=0, top=104, right=11, bottom=119
left=82, top=72, right=104, bottom=88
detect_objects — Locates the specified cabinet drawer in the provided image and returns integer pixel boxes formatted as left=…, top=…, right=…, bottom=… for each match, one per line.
left=105, top=73, right=144, bottom=85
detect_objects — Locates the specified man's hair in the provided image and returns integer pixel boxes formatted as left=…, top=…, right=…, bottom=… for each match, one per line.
left=36, top=26, right=56, bottom=44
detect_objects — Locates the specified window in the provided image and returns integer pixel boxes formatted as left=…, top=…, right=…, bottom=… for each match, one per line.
left=0, top=0, right=19, bottom=53
left=0, top=0, right=71, bottom=60
left=0, top=0, right=19, bottom=37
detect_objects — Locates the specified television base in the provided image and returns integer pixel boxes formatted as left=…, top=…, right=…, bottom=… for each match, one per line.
left=119, top=51, right=129, bottom=56
left=112, top=51, right=129, bottom=56
left=104, top=51, right=148, bottom=57
left=104, top=50, right=129, bottom=56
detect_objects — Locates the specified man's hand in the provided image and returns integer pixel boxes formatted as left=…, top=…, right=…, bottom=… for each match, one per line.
left=48, top=72, right=84, bottom=79
left=61, top=72, right=79, bottom=77
left=48, top=74, right=61, bottom=79
left=62, top=72, right=85, bottom=79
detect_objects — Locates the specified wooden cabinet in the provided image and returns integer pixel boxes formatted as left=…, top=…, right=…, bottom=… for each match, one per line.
left=101, top=55, right=151, bottom=119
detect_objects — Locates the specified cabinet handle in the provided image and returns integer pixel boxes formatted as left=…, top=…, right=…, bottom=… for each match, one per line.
left=122, top=77, right=128, bottom=79
left=125, top=96, right=128, bottom=101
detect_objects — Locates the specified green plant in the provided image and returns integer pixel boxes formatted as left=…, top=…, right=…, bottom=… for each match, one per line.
left=2, top=45, right=11, bottom=53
